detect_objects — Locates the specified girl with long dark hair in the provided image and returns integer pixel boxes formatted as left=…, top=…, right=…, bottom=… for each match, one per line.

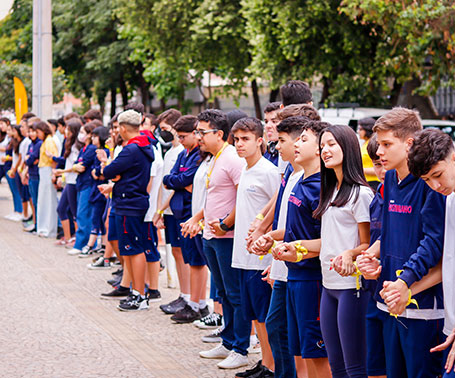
left=54, top=118, right=83, bottom=245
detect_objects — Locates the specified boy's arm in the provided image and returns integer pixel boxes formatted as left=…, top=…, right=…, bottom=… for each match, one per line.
left=399, top=190, right=445, bottom=288
left=162, top=164, right=198, bottom=190
left=102, top=147, right=131, bottom=179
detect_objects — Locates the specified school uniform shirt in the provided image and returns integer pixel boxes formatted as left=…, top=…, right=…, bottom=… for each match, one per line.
left=376, top=171, right=445, bottom=319
left=0, top=135, right=9, bottom=166
left=103, top=134, right=155, bottom=217
left=53, top=134, right=62, bottom=156
left=270, top=168, right=304, bottom=282
left=203, top=145, right=244, bottom=240
left=75, top=144, right=97, bottom=191
left=162, top=146, right=200, bottom=220
left=162, top=144, right=185, bottom=216
left=284, top=172, right=322, bottom=281
left=232, top=157, right=280, bottom=270
left=38, top=136, right=58, bottom=167
left=144, top=143, right=164, bottom=222
left=19, top=137, right=31, bottom=165
left=90, top=147, right=110, bottom=203
left=320, top=185, right=373, bottom=290
left=63, top=144, right=80, bottom=185
left=25, top=139, right=43, bottom=180
left=52, top=139, right=67, bottom=170
left=191, top=156, right=211, bottom=216
left=443, top=192, right=455, bottom=336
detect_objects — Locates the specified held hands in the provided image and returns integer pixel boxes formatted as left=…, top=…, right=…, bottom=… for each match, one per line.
left=356, top=251, right=382, bottom=280
left=431, top=327, right=455, bottom=374
left=246, top=218, right=263, bottom=250
left=180, top=217, right=202, bottom=238
left=380, top=279, right=409, bottom=316
left=271, top=242, right=298, bottom=262
left=331, top=250, right=355, bottom=276
left=72, top=163, right=85, bottom=173
left=97, top=183, right=113, bottom=198
left=250, top=234, right=274, bottom=256
left=208, top=220, right=226, bottom=237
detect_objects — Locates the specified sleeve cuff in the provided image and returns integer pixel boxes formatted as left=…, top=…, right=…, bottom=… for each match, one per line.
left=399, top=269, right=418, bottom=287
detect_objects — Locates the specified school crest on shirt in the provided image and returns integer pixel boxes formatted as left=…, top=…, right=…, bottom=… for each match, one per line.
left=246, top=185, right=257, bottom=193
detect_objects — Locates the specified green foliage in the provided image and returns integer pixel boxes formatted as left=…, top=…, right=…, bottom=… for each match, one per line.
left=0, top=61, right=67, bottom=111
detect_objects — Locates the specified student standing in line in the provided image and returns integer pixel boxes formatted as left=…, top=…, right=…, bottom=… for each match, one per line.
left=275, top=124, right=373, bottom=378
left=36, top=121, right=59, bottom=238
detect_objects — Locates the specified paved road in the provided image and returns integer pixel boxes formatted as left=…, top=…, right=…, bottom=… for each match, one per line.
left=0, top=184, right=259, bottom=377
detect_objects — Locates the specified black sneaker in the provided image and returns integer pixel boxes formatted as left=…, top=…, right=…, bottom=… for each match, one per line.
left=170, top=304, right=201, bottom=323
left=200, top=305, right=210, bottom=318
left=201, top=325, right=224, bottom=343
left=88, top=256, right=111, bottom=270
left=112, top=268, right=123, bottom=276
left=147, top=289, right=162, bottom=303
left=260, top=367, right=274, bottom=377
left=79, top=245, right=96, bottom=258
left=117, top=294, right=149, bottom=311
left=159, top=296, right=186, bottom=314
left=194, top=312, right=223, bottom=329
left=107, top=276, right=122, bottom=287
left=100, top=286, right=130, bottom=300
left=235, top=360, right=263, bottom=378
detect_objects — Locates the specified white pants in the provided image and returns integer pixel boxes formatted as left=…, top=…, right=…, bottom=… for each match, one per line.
left=37, top=166, right=58, bottom=238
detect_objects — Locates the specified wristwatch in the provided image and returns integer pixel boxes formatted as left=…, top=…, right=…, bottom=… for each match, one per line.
left=219, top=219, right=234, bottom=232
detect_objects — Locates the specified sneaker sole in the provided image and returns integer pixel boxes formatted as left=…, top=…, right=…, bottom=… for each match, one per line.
left=100, top=294, right=128, bottom=300
left=87, top=265, right=112, bottom=270
left=217, top=361, right=248, bottom=369
left=199, top=353, right=230, bottom=360
left=202, top=337, right=222, bottom=343
left=171, top=317, right=200, bottom=324
left=195, top=322, right=221, bottom=330
left=148, top=298, right=162, bottom=303
left=117, top=304, right=149, bottom=312
left=78, top=254, right=94, bottom=258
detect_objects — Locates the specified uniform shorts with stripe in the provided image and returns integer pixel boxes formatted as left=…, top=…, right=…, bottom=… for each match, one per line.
left=287, top=279, right=327, bottom=359
left=144, top=221, right=160, bottom=263
left=114, top=214, right=147, bottom=256
left=163, top=214, right=182, bottom=248
left=240, top=269, right=272, bottom=323
left=108, top=211, right=118, bottom=241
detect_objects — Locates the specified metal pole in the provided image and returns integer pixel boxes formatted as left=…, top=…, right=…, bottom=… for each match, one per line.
left=33, top=0, right=53, bottom=120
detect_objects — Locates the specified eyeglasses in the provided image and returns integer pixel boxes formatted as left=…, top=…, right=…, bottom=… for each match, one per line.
left=195, top=129, right=218, bottom=137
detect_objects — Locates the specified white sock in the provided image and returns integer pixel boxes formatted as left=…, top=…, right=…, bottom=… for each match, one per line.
left=181, top=293, right=190, bottom=302
left=199, top=299, right=207, bottom=309
left=250, top=334, right=258, bottom=345
left=132, top=289, right=140, bottom=297
left=188, top=300, right=199, bottom=312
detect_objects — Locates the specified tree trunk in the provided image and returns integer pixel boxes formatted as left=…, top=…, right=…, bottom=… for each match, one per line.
left=389, top=79, right=402, bottom=107
left=320, top=77, right=331, bottom=105
left=397, top=77, right=438, bottom=118
left=251, top=79, right=262, bottom=119
left=137, top=69, right=151, bottom=113
left=119, top=73, right=128, bottom=108
left=160, top=99, right=166, bottom=112
left=110, top=85, right=117, bottom=117
left=269, top=88, right=279, bottom=103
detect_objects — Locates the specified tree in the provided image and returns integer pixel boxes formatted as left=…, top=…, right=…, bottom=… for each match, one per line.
left=340, top=0, right=455, bottom=117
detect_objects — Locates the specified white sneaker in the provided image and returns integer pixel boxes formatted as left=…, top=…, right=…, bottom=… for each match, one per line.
left=199, top=344, right=230, bottom=359
left=247, top=341, right=261, bottom=354
left=217, top=350, right=248, bottom=369
left=67, top=248, right=81, bottom=256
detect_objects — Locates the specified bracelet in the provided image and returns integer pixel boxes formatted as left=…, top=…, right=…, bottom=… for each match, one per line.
left=256, top=213, right=265, bottom=221
left=157, top=210, right=164, bottom=216
left=294, top=241, right=308, bottom=256
left=295, top=251, right=304, bottom=263
left=198, top=220, right=204, bottom=230
left=259, top=240, right=276, bottom=261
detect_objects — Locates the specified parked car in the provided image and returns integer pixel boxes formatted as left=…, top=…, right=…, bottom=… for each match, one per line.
left=421, top=119, right=455, bottom=140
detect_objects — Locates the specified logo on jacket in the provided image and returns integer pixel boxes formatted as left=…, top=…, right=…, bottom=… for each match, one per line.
left=288, top=195, right=302, bottom=207
left=388, top=200, right=412, bottom=214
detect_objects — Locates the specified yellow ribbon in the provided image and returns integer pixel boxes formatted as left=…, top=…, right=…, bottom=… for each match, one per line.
left=259, top=240, right=276, bottom=260
left=206, top=142, right=228, bottom=189
left=351, top=261, right=362, bottom=290
left=198, top=220, right=204, bottom=230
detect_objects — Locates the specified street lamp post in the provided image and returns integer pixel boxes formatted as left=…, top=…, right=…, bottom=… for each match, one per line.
left=32, top=0, right=52, bottom=120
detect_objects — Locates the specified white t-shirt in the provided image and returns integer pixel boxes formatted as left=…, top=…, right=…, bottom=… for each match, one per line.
left=320, top=185, right=373, bottom=290
left=443, top=192, right=455, bottom=335
left=64, top=144, right=80, bottom=185
left=270, top=169, right=304, bottom=282
left=278, top=156, right=288, bottom=175
left=53, top=134, right=62, bottom=156
left=162, top=144, right=185, bottom=215
left=113, top=145, right=123, bottom=159
left=19, top=137, right=31, bottom=163
left=145, top=143, right=164, bottom=222
left=0, top=135, right=10, bottom=165
left=232, top=157, right=280, bottom=270
left=192, top=156, right=211, bottom=216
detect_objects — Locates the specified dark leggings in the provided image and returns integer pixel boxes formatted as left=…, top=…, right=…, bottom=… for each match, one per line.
left=57, top=184, right=77, bottom=221
left=320, top=287, right=369, bottom=378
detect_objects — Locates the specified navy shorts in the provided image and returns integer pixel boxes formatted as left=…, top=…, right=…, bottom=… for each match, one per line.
left=180, top=232, right=206, bottom=267
left=163, top=214, right=182, bottom=248
left=287, top=279, right=327, bottom=359
left=15, top=175, right=30, bottom=202
left=108, top=211, right=118, bottom=241
left=114, top=214, right=147, bottom=256
left=144, top=222, right=160, bottom=263
left=90, top=198, right=107, bottom=235
left=240, top=269, right=272, bottom=323
left=366, top=296, right=387, bottom=376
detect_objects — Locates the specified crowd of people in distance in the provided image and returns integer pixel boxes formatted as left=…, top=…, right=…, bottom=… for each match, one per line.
left=1, top=79, right=455, bottom=378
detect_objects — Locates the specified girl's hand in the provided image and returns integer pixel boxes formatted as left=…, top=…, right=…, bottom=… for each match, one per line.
left=97, top=183, right=113, bottom=198
left=96, top=149, right=108, bottom=163
left=272, top=242, right=298, bottom=262
left=431, top=328, right=455, bottom=374
left=8, top=169, right=15, bottom=178
left=208, top=220, right=226, bottom=237
left=54, top=169, right=64, bottom=177
left=155, top=216, right=165, bottom=229
left=261, top=265, right=274, bottom=287
left=250, top=234, right=274, bottom=255
left=356, top=252, right=382, bottom=280
left=333, top=250, right=355, bottom=276
left=106, top=137, right=115, bottom=151
left=72, top=163, right=85, bottom=173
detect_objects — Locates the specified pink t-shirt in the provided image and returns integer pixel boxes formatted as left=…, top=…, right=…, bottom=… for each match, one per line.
left=203, top=145, right=244, bottom=240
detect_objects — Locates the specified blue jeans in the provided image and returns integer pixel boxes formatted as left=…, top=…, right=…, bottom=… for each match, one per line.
left=6, top=174, right=22, bottom=213
left=29, top=178, right=39, bottom=210
left=266, top=280, right=296, bottom=378
left=202, top=237, right=251, bottom=355
left=74, top=187, right=92, bottom=250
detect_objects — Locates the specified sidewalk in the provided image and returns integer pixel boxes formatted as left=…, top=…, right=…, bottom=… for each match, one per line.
left=0, top=183, right=259, bottom=377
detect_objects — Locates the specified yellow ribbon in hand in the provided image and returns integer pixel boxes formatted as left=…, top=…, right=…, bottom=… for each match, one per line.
left=259, top=240, right=276, bottom=260
left=351, top=261, right=362, bottom=290
left=198, top=220, right=204, bottom=230
left=390, top=270, right=419, bottom=318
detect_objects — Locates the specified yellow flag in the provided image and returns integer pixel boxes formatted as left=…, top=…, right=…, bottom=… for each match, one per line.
left=14, top=77, right=28, bottom=124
